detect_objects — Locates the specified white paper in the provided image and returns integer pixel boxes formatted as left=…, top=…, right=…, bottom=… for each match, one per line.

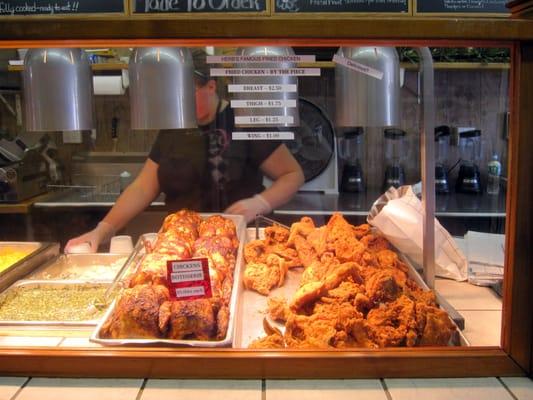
left=368, top=186, right=468, bottom=281
left=93, top=76, right=125, bottom=95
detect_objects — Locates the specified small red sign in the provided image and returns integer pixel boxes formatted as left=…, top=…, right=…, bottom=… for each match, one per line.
left=166, top=258, right=212, bottom=301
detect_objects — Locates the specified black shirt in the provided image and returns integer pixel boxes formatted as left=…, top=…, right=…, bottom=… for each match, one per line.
left=149, top=105, right=282, bottom=212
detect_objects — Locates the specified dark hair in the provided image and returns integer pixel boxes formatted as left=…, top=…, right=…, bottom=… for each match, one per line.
left=192, top=48, right=211, bottom=86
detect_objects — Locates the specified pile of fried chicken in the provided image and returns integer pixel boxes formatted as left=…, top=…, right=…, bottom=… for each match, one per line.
left=244, top=213, right=456, bottom=349
left=101, top=210, right=238, bottom=341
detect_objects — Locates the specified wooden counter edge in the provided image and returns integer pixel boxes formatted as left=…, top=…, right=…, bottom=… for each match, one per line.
left=0, top=347, right=524, bottom=378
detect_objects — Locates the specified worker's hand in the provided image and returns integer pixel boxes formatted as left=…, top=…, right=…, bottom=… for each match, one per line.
left=225, top=194, right=272, bottom=223
left=64, top=221, right=115, bottom=253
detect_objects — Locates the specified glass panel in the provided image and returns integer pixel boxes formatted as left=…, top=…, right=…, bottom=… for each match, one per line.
left=0, top=44, right=509, bottom=351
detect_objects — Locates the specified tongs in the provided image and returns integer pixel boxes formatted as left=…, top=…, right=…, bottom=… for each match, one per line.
left=254, top=215, right=290, bottom=240
left=87, top=237, right=148, bottom=313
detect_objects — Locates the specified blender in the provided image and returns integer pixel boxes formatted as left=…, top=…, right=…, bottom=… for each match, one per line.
left=456, top=129, right=482, bottom=194
left=435, top=125, right=451, bottom=194
left=339, top=128, right=365, bottom=193
left=383, top=128, right=407, bottom=191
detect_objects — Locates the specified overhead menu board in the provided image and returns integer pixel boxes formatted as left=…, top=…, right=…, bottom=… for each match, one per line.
left=133, top=0, right=267, bottom=13
left=415, top=0, right=508, bottom=14
left=274, top=0, right=409, bottom=13
left=0, top=0, right=125, bottom=16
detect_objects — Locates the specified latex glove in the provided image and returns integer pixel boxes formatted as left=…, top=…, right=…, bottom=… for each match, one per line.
left=225, top=194, right=272, bottom=223
left=65, top=221, right=115, bottom=253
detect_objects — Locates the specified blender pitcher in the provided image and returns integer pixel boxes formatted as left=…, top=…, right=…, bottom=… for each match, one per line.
left=456, top=129, right=482, bottom=194
left=435, top=125, right=451, bottom=194
left=383, top=128, right=407, bottom=191
left=339, top=128, right=365, bottom=192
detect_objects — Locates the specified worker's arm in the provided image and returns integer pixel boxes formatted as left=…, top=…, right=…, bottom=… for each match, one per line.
left=65, top=159, right=161, bottom=252
left=225, top=144, right=304, bottom=222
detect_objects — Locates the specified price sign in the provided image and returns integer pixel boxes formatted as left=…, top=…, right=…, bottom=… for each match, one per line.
left=333, top=54, right=384, bottom=80
left=210, top=68, right=320, bottom=77
left=232, top=131, right=294, bottom=140
left=235, top=115, right=294, bottom=125
left=166, top=258, right=212, bottom=301
left=230, top=99, right=296, bottom=108
left=228, top=84, right=297, bottom=93
left=207, top=55, right=316, bottom=63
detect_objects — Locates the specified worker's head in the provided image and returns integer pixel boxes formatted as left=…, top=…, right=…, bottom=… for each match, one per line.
left=192, top=48, right=218, bottom=125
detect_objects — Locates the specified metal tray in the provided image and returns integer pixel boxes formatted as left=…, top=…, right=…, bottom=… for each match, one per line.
left=0, top=280, right=110, bottom=326
left=0, top=241, right=59, bottom=293
left=233, top=227, right=469, bottom=348
left=90, top=213, right=246, bottom=347
left=28, top=253, right=128, bottom=281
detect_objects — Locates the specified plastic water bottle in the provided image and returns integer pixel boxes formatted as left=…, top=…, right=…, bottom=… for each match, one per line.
left=487, top=154, right=501, bottom=195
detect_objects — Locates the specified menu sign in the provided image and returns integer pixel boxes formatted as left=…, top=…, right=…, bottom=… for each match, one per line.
left=274, top=0, right=408, bottom=13
left=0, top=0, right=125, bottom=15
left=134, top=0, right=267, bottom=13
left=416, top=0, right=508, bottom=14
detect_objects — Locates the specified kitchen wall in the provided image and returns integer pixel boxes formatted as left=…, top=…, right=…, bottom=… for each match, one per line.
left=0, top=65, right=509, bottom=192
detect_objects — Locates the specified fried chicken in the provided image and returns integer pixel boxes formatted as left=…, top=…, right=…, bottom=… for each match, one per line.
left=416, top=302, right=456, bottom=346
left=243, top=254, right=288, bottom=295
left=267, top=296, right=291, bottom=322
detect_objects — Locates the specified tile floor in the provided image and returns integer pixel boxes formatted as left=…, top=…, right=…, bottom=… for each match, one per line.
left=0, top=377, right=532, bottom=400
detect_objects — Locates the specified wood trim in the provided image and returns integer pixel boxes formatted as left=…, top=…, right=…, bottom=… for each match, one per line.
left=0, top=18, right=533, bottom=41
left=0, top=347, right=524, bottom=378
left=503, top=41, right=533, bottom=377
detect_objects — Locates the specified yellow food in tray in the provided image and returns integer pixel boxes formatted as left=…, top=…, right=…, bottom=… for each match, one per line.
left=0, top=249, right=30, bottom=273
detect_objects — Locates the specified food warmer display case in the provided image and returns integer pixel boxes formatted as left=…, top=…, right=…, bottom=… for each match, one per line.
left=0, top=12, right=532, bottom=380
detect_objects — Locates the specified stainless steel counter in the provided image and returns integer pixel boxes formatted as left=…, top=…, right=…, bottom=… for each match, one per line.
left=274, top=190, right=506, bottom=218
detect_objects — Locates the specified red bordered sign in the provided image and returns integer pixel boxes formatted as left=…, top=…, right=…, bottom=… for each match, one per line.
left=166, top=258, right=212, bottom=301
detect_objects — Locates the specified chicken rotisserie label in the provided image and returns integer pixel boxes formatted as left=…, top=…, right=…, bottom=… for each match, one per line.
left=166, top=258, right=212, bottom=301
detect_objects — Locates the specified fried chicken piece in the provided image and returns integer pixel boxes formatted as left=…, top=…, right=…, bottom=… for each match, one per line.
left=249, top=332, right=285, bottom=349
left=100, top=284, right=169, bottom=339
left=284, top=313, right=337, bottom=349
left=243, top=254, right=288, bottom=295
left=291, top=262, right=362, bottom=311
left=376, top=249, right=399, bottom=268
left=366, top=295, right=418, bottom=347
left=306, top=226, right=328, bottom=256
left=300, top=252, right=339, bottom=285
left=350, top=319, right=378, bottom=348
left=267, top=296, right=291, bottom=322
left=244, top=239, right=266, bottom=264
left=360, top=234, right=390, bottom=253
left=267, top=244, right=301, bottom=269
left=322, top=281, right=364, bottom=304
left=264, top=225, right=290, bottom=245
left=364, top=269, right=406, bottom=304
left=415, top=303, right=456, bottom=346
left=323, top=213, right=365, bottom=262
left=159, top=299, right=215, bottom=340
left=353, top=223, right=371, bottom=239
left=287, top=217, right=316, bottom=245
left=292, top=234, right=318, bottom=268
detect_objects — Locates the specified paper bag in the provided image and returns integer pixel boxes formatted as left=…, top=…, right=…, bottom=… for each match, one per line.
left=367, top=186, right=467, bottom=281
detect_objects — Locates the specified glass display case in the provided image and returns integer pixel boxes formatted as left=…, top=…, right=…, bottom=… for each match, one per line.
left=0, top=13, right=532, bottom=380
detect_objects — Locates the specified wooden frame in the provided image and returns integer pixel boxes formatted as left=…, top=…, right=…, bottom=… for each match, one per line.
left=0, top=19, right=532, bottom=379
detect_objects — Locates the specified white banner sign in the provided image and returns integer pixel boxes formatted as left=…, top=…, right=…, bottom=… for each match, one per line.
left=228, top=84, right=297, bottom=93
left=232, top=132, right=294, bottom=140
left=332, top=54, right=384, bottom=80
left=235, top=116, right=294, bottom=125
left=210, top=68, right=320, bottom=77
left=230, top=99, right=297, bottom=108
left=207, top=55, right=315, bottom=63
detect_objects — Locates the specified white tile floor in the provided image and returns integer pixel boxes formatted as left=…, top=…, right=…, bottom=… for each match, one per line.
left=1, top=377, right=532, bottom=399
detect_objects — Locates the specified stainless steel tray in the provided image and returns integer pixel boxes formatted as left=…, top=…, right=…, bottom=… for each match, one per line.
left=234, top=227, right=469, bottom=348
left=0, top=241, right=59, bottom=293
left=90, top=213, right=246, bottom=347
left=0, top=280, right=110, bottom=326
left=28, top=253, right=128, bottom=281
